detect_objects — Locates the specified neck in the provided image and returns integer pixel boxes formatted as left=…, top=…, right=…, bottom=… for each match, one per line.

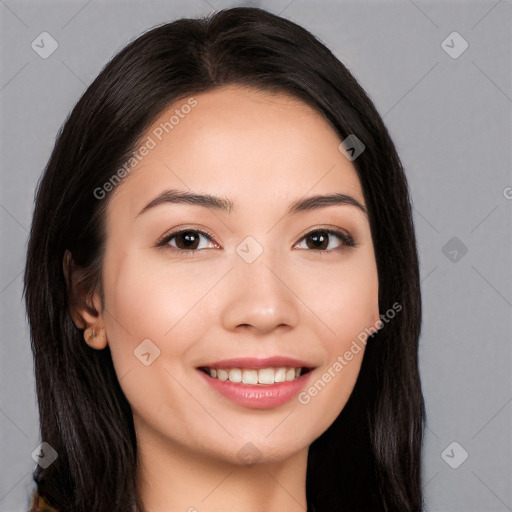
left=135, top=423, right=309, bottom=512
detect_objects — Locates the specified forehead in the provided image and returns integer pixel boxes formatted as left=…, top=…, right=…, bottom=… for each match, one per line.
left=108, top=85, right=364, bottom=217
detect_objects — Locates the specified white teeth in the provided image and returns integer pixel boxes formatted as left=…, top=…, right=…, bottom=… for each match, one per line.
left=285, top=368, right=296, bottom=381
left=258, top=368, right=275, bottom=385
left=274, top=368, right=286, bottom=383
left=229, top=368, right=242, bottom=383
left=242, top=369, right=258, bottom=384
left=205, top=366, right=304, bottom=385
left=217, top=369, right=228, bottom=381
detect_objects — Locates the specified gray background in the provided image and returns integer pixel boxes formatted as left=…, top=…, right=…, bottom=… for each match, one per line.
left=1, top=0, right=511, bottom=511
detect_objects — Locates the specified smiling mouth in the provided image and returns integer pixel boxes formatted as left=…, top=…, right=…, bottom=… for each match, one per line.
left=198, top=366, right=314, bottom=385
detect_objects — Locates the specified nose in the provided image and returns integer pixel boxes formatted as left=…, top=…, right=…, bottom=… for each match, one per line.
left=220, top=252, right=300, bottom=335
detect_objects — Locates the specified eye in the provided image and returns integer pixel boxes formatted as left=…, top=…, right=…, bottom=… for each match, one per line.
left=156, top=227, right=356, bottom=257
left=156, top=229, right=218, bottom=254
left=295, top=228, right=356, bottom=252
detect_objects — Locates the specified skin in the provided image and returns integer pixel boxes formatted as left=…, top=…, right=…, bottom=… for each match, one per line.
left=72, top=85, right=380, bottom=512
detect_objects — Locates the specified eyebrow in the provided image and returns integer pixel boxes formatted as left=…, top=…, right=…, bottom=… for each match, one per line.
left=137, top=189, right=367, bottom=218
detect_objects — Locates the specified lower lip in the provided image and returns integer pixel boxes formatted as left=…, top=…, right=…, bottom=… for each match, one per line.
left=198, top=369, right=314, bottom=409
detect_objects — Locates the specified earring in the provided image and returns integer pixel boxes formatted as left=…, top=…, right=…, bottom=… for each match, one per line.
left=84, top=328, right=96, bottom=342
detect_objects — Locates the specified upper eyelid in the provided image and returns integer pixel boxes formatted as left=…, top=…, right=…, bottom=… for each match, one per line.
left=157, top=227, right=217, bottom=247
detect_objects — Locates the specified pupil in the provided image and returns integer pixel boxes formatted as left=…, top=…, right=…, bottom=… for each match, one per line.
left=179, top=231, right=198, bottom=249
left=309, top=231, right=328, bottom=250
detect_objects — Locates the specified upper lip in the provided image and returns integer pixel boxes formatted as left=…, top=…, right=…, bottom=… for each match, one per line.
left=197, top=356, right=316, bottom=370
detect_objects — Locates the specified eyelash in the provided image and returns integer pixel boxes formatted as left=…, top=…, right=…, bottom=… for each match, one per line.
left=156, top=227, right=357, bottom=257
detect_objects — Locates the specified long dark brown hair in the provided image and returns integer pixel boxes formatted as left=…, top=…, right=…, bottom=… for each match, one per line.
left=24, top=7, right=424, bottom=511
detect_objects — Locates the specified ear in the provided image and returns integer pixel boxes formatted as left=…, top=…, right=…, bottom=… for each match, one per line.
left=63, top=249, right=108, bottom=350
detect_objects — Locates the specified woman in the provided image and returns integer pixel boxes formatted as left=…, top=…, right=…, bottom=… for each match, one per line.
left=25, top=6, right=424, bottom=512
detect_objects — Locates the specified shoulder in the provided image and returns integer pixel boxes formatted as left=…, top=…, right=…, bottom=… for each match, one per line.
left=28, top=490, right=60, bottom=512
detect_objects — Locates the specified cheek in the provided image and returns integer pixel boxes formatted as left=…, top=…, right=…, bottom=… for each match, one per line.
left=102, top=250, right=204, bottom=344
left=99, top=252, right=204, bottom=425
left=298, top=352, right=364, bottom=445
left=299, top=248, right=379, bottom=342
left=100, top=249, right=229, bottom=382
left=100, top=241, right=378, bottom=437
left=100, top=250, right=174, bottom=379
left=293, top=251, right=378, bottom=426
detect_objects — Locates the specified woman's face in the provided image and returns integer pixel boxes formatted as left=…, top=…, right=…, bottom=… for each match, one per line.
left=93, top=85, right=379, bottom=465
